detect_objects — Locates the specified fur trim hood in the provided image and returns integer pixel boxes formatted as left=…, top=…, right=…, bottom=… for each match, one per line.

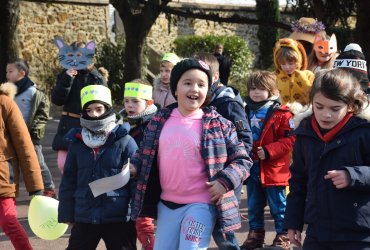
left=0, top=82, right=17, bottom=99
left=273, top=38, right=309, bottom=73
left=287, top=101, right=370, bottom=128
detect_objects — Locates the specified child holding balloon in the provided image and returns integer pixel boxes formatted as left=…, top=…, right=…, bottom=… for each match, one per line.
left=58, top=85, right=138, bottom=249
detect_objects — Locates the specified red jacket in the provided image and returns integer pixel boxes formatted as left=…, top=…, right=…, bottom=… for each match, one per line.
left=253, top=105, right=295, bottom=186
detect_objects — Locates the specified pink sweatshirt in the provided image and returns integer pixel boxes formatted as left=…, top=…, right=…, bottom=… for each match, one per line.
left=158, top=108, right=212, bottom=204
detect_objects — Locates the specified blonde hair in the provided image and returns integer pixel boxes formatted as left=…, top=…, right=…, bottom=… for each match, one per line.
left=246, top=71, right=279, bottom=97
left=160, top=61, right=175, bottom=69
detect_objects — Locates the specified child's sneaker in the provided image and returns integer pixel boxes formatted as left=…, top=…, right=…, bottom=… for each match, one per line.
left=271, top=233, right=290, bottom=249
left=43, top=189, right=58, bottom=199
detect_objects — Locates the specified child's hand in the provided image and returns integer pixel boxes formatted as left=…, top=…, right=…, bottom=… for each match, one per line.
left=129, top=163, right=137, bottom=177
left=66, top=68, right=78, bottom=77
left=206, top=181, right=227, bottom=204
left=257, top=147, right=266, bottom=160
left=324, top=170, right=350, bottom=189
left=288, top=229, right=301, bottom=247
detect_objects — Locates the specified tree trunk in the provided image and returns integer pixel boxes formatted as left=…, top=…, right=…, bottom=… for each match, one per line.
left=0, top=0, right=19, bottom=82
left=122, top=14, right=147, bottom=84
left=112, top=0, right=170, bottom=100
left=355, top=0, right=370, bottom=64
left=256, top=0, right=280, bottom=69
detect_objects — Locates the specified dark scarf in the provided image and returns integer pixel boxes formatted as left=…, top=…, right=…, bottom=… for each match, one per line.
left=15, top=76, right=34, bottom=96
left=311, top=113, right=353, bottom=143
left=245, top=96, right=280, bottom=111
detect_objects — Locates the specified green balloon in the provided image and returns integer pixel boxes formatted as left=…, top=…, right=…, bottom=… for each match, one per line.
left=28, top=196, right=68, bottom=240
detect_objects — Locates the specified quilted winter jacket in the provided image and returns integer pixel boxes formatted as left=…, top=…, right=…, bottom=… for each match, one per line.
left=284, top=106, right=370, bottom=242
left=130, top=104, right=252, bottom=232
left=0, top=83, right=43, bottom=197
left=58, top=124, right=138, bottom=224
left=246, top=103, right=295, bottom=186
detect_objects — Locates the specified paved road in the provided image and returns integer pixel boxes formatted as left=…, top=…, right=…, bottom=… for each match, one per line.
left=0, top=111, right=304, bottom=249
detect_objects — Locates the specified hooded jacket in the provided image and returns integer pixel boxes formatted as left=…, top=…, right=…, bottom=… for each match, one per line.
left=0, top=83, right=43, bottom=197
left=284, top=104, right=370, bottom=242
left=274, top=38, right=314, bottom=105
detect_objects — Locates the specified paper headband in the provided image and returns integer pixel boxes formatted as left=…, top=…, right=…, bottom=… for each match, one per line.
left=162, top=53, right=180, bottom=65
left=80, top=85, right=112, bottom=108
left=124, top=82, right=153, bottom=100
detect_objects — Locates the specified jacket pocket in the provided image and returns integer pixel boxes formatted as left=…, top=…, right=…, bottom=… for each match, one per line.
left=73, top=189, right=91, bottom=218
left=104, top=188, right=130, bottom=219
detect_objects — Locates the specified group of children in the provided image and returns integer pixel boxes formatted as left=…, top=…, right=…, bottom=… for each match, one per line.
left=1, top=23, right=370, bottom=250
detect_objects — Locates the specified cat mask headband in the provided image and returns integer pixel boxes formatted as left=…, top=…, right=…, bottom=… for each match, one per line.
left=54, top=36, right=96, bottom=70
left=313, top=34, right=337, bottom=55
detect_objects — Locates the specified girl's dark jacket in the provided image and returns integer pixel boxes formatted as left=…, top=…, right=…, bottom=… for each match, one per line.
left=130, top=104, right=252, bottom=233
left=284, top=105, right=370, bottom=243
left=51, top=68, right=107, bottom=150
left=58, top=123, right=138, bottom=224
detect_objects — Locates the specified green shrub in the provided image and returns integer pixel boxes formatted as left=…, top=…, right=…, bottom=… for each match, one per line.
left=174, top=35, right=254, bottom=98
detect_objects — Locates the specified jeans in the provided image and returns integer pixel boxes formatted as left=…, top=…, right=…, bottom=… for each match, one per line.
left=212, top=184, right=242, bottom=250
left=34, top=144, right=55, bottom=190
left=247, top=162, right=286, bottom=234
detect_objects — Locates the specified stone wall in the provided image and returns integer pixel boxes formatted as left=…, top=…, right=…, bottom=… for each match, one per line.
left=115, top=7, right=292, bottom=68
left=13, top=0, right=110, bottom=89
left=147, top=12, right=261, bottom=61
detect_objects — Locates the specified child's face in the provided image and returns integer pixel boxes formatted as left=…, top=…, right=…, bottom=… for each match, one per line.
left=159, top=65, right=172, bottom=85
left=249, top=87, right=269, bottom=102
left=314, top=49, right=333, bottom=63
left=176, top=69, right=208, bottom=116
left=280, top=60, right=298, bottom=75
left=124, top=97, right=148, bottom=116
left=313, top=92, right=350, bottom=130
left=85, top=103, right=106, bottom=118
left=6, top=64, right=25, bottom=83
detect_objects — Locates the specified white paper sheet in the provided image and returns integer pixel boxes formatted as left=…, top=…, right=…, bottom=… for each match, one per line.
left=88, top=163, right=130, bottom=198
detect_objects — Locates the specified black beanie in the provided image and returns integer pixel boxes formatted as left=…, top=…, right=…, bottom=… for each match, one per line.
left=170, top=58, right=213, bottom=99
left=334, top=43, right=369, bottom=92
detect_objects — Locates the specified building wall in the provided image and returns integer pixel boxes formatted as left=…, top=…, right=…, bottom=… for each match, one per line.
left=13, top=0, right=110, bottom=88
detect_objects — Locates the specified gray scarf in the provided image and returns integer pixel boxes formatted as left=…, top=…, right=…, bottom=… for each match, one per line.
left=80, top=113, right=117, bottom=148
